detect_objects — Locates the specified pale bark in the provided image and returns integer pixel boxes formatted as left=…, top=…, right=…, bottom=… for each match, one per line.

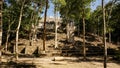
left=30, top=15, right=38, bottom=46
left=30, top=23, right=34, bottom=46
left=54, top=4, right=58, bottom=48
left=83, top=10, right=86, bottom=60
left=66, top=22, right=70, bottom=42
left=34, top=16, right=38, bottom=41
left=107, top=0, right=115, bottom=44
left=55, top=21, right=58, bottom=48
left=102, top=0, right=107, bottom=68
left=5, top=20, right=15, bottom=52
left=82, top=4, right=86, bottom=60
left=66, top=21, right=75, bottom=43
left=15, top=0, right=25, bottom=60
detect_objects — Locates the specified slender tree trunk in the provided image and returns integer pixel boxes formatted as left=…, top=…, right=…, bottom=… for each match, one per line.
left=83, top=13, right=86, bottom=60
left=5, top=34, right=9, bottom=52
left=77, top=24, right=80, bottom=36
left=70, top=21, right=75, bottom=43
left=55, top=18, right=58, bottom=48
left=82, top=5, right=86, bottom=60
left=107, top=0, right=115, bottom=44
left=34, top=16, right=38, bottom=41
left=43, top=0, right=48, bottom=51
left=30, top=23, right=34, bottom=46
left=66, top=20, right=75, bottom=43
left=109, top=32, right=111, bottom=43
left=15, top=0, right=25, bottom=60
left=0, top=0, right=3, bottom=57
left=102, top=0, right=107, bottom=68
left=5, top=19, right=10, bottom=52
left=29, top=12, right=33, bottom=46
left=5, top=20, right=15, bottom=52
left=32, top=9, right=38, bottom=42
left=54, top=3, right=58, bottom=48
left=30, top=12, right=36, bottom=46
left=66, top=21, right=70, bottom=42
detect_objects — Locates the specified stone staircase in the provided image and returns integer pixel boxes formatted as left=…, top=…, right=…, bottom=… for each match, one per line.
left=11, top=44, right=118, bottom=57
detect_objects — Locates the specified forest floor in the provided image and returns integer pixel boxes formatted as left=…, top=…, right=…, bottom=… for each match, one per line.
left=1, top=30, right=120, bottom=68
left=1, top=56, right=120, bottom=68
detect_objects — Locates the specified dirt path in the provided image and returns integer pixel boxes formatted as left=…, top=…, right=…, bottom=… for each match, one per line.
left=38, top=62, right=120, bottom=68
left=16, top=57, right=120, bottom=68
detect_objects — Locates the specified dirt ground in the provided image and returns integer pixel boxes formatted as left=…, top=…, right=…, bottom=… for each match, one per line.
left=15, top=57, right=120, bottom=68
left=3, top=30, right=119, bottom=68
left=38, top=62, right=120, bottom=68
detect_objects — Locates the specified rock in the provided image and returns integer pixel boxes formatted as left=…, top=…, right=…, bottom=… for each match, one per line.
left=52, top=57, right=64, bottom=61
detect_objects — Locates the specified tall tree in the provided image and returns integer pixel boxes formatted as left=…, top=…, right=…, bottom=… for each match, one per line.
left=105, top=0, right=117, bottom=43
left=5, top=19, right=15, bottom=51
left=81, top=0, right=95, bottom=60
left=54, top=1, right=58, bottom=48
left=90, top=6, right=103, bottom=36
left=82, top=0, right=86, bottom=60
left=43, top=0, right=48, bottom=51
left=60, top=0, right=78, bottom=43
left=15, top=0, right=25, bottom=60
left=59, top=0, right=95, bottom=60
left=102, top=0, right=107, bottom=68
left=110, top=1, right=120, bottom=44
left=2, top=0, right=45, bottom=54
left=0, top=0, right=3, bottom=57
left=52, top=0, right=66, bottom=48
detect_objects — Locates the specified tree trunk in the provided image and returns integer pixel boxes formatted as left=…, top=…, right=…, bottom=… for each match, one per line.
left=5, top=19, right=10, bottom=52
left=83, top=13, right=86, bottom=60
left=15, top=0, right=25, bottom=60
left=43, top=0, right=48, bottom=51
left=30, top=14, right=38, bottom=46
left=29, top=12, right=33, bottom=46
left=82, top=5, right=86, bottom=60
left=66, top=20, right=75, bottom=44
left=66, top=21, right=70, bottom=42
left=70, top=21, right=75, bottom=43
left=107, top=0, right=115, bottom=44
left=34, top=16, right=38, bottom=41
left=5, top=20, right=14, bottom=52
left=31, top=12, right=38, bottom=43
left=77, top=24, right=80, bottom=36
left=30, top=23, right=34, bottom=46
left=0, top=0, right=3, bottom=57
left=54, top=4, right=58, bottom=48
left=109, top=32, right=111, bottom=43
left=55, top=18, right=58, bottom=48
left=102, top=0, right=107, bottom=68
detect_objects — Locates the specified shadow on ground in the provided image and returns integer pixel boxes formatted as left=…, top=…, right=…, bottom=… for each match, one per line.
left=0, top=61, right=37, bottom=68
left=58, top=39, right=117, bottom=57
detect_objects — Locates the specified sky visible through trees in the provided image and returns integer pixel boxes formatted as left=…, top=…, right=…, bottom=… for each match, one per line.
left=41, top=0, right=109, bottom=17
left=1, top=0, right=120, bottom=68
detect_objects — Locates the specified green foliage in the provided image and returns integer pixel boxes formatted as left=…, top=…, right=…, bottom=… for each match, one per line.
left=89, top=0, right=120, bottom=43
left=88, top=6, right=103, bottom=35
left=52, top=0, right=66, bottom=6
left=3, top=0, right=120, bottom=44
left=2, top=0, right=46, bottom=42
left=59, top=0, right=95, bottom=21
